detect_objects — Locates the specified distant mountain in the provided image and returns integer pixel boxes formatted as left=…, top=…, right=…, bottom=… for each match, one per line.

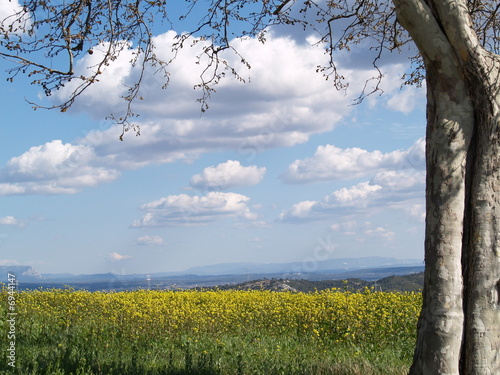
left=210, top=272, right=424, bottom=293
left=182, top=256, right=423, bottom=276
left=7, top=257, right=424, bottom=292
left=16, top=266, right=425, bottom=292
left=0, top=266, right=42, bottom=281
left=44, top=273, right=126, bottom=282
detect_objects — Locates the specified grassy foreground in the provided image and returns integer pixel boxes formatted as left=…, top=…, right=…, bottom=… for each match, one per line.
left=1, top=288, right=421, bottom=375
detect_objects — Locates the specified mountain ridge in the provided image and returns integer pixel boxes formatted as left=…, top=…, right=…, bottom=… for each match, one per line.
left=0, top=256, right=423, bottom=283
left=179, top=256, right=423, bottom=276
left=1, top=262, right=424, bottom=292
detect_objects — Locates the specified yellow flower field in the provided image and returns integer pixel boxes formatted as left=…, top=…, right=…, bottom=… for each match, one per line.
left=1, top=288, right=421, bottom=375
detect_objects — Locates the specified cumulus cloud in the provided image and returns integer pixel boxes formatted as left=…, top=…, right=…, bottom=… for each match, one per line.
left=132, top=192, right=257, bottom=228
left=0, top=0, right=27, bottom=30
left=190, top=160, right=266, bottom=190
left=65, top=34, right=414, bottom=151
left=370, top=170, right=425, bottom=191
left=0, top=0, right=17, bottom=17
left=68, top=32, right=367, bottom=169
left=386, top=86, right=424, bottom=114
left=330, top=220, right=358, bottom=234
left=281, top=137, right=425, bottom=183
left=280, top=182, right=382, bottom=222
left=0, top=30, right=420, bottom=196
left=108, top=252, right=132, bottom=262
left=280, top=166, right=425, bottom=223
left=0, top=140, right=120, bottom=195
left=135, top=235, right=166, bottom=246
left=329, top=182, right=383, bottom=205
left=0, top=216, right=20, bottom=226
left=364, top=227, right=395, bottom=241
left=57, top=32, right=361, bottom=120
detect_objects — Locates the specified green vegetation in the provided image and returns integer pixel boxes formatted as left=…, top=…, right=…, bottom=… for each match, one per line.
left=213, top=273, right=424, bottom=293
left=1, top=288, right=421, bottom=375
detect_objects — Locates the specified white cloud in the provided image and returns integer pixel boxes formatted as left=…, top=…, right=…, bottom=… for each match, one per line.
left=280, top=168, right=425, bottom=223
left=392, top=201, right=426, bottom=222
left=329, top=182, right=383, bottom=205
left=108, top=252, right=132, bottom=262
left=0, top=216, right=20, bottom=226
left=135, top=235, right=166, bottom=246
left=331, top=220, right=395, bottom=242
left=364, top=227, right=395, bottom=241
left=0, top=0, right=28, bottom=31
left=68, top=32, right=363, bottom=171
left=386, top=86, right=423, bottom=114
left=0, top=140, right=120, bottom=195
left=281, top=137, right=425, bottom=184
left=60, top=31, right=358, bottom=129
left=132, top=192, right=257, bottom=228
left=407, top=203, right=426, bottom=222
left=280, top=182, right=382, bottom=222
left=190, top=160, right=266, bottom=190
left=233, top=220, right=272, bottom=229
left=0, top=31, right=421, bottom=196
left=330, top=220, right=358, bottom=234
left=0, top=0, right=18, bottom=18
left=370, top=170, right=425, bottom=191
left=0, top=259, right=21, bottom=266
left=283, top=200, right=318, bottom=220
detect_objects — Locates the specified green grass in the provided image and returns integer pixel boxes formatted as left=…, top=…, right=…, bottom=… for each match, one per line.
left=1, top=335, right=412, bottom=375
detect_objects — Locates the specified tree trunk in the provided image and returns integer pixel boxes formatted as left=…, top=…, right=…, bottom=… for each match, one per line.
left=395, top=1, right=473, bottom=374
left=393, top=0, right=500, bottom=374
left=461, top=54, right=500, bottom=375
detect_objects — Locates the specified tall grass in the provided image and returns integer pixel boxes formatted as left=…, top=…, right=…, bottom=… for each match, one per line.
left=0, top=288, right=421, bottom=375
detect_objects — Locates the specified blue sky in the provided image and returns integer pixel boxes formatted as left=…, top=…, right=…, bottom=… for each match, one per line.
left=0, top=2, right=426, bottom=275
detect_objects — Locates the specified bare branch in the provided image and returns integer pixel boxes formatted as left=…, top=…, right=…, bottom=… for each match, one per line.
left=0, top=0, right=497, bottom=136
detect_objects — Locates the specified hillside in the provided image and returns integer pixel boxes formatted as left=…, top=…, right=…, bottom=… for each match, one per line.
left=201, top=272, right=424, bottom=293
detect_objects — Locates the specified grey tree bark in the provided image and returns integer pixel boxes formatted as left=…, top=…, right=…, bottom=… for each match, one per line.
left=461, top=47, right=500, bottom=375
left=393, top=0, right=500, bottom=374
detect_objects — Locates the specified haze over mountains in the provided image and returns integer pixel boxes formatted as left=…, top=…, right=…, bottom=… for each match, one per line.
left=181, top=256, right=422, bottom=276
left=1, top=257, right=423, bottom=291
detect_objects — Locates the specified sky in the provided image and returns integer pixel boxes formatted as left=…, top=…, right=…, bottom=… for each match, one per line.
left=0, top=1, right=426, bottom=275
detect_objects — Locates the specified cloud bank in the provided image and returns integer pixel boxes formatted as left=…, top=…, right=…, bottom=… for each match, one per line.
left=0, top=140, right=120, bottom=195
left=0, top=31, right=413, bottom=195
left=281, top=138, right=425, bottom=183
left=132, top=192, right=257, bottom=228
left=280, top=138, right=426, bottom=223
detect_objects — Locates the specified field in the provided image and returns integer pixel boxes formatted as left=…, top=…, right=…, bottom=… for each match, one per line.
left=1, top=287, right=421, bottom=375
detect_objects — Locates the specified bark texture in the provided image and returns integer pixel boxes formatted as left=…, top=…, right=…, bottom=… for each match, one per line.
left=393, top=0, right=500, bottom=374
left=462, top=55, right=500, bottom=375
